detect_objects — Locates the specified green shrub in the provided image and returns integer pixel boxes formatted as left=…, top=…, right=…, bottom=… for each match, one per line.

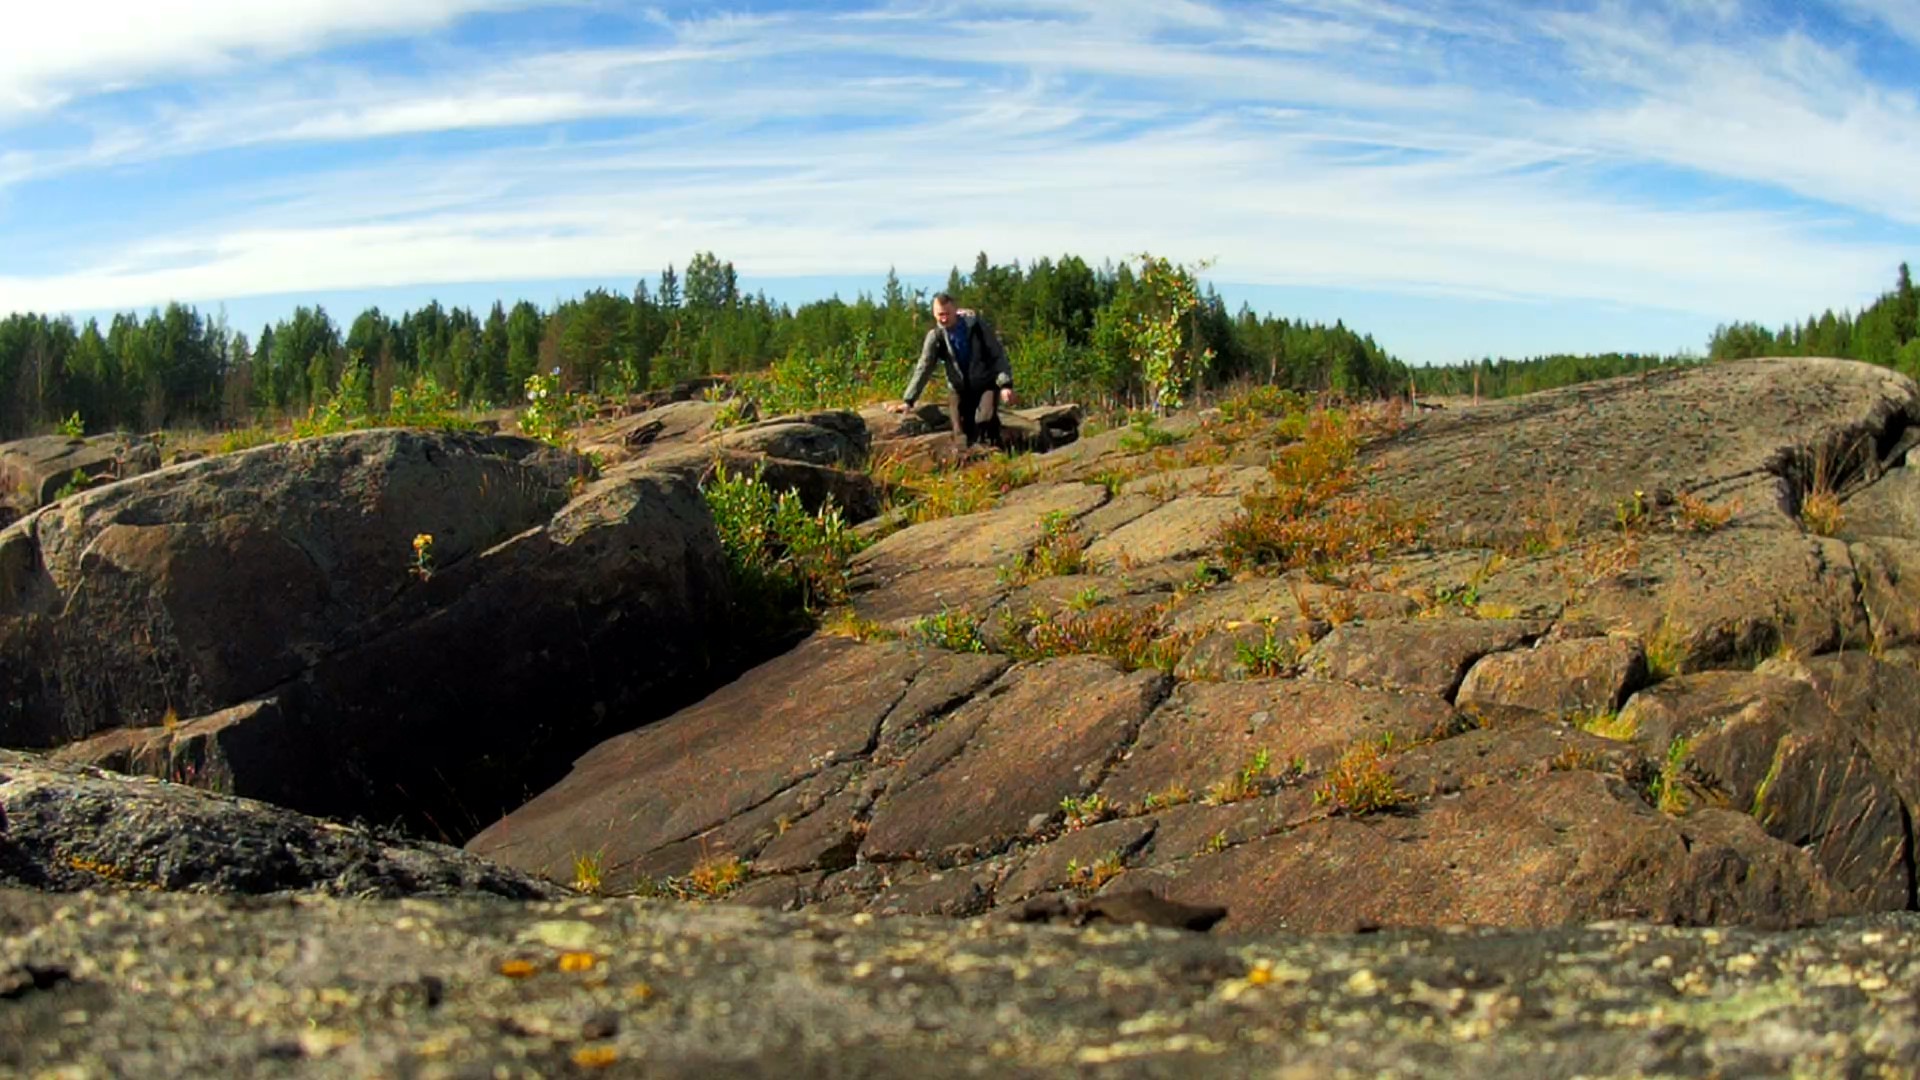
left=703, top=463, right=861, bottom=618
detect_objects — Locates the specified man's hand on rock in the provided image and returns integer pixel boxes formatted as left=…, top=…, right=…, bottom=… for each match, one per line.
left=999, top=388, right=1015, bottom=406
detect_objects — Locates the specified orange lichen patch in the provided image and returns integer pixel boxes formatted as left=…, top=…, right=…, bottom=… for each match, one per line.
left=559, top=952, right=599, bottom=973
left=572, top=1046, right=620, bottom=1068
left=497, top=958, right=540, bottom=978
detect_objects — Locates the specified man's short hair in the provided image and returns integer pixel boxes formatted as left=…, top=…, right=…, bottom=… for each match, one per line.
left=932, top=292, right=956, bottom=306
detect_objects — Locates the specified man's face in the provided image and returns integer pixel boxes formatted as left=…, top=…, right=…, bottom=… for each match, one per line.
left=932, top=300, right=958, bottom=328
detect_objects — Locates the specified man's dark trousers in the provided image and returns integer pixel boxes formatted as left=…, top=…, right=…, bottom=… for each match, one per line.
left=950, top=381, right=1001, bottom=447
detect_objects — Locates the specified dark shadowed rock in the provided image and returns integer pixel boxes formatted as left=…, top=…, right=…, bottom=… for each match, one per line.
left=467, top=636, right=924, bottom=888
left=0, top=750, right=557, bottom=898
left=1, top=430, right=733, bottom=838
left=1617, top=669, right=1911, bottom=911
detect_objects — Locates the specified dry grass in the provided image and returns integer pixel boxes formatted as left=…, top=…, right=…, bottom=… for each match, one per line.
left=1001, top=602, right=1196, bottom=672
left=1215, top=408, right=1428, bottom=578
left=685, top=854, right=749, bottom=898
left=1313, top=740, right=1408, bottom=815
left=873, top=450, right=1044, bottom=526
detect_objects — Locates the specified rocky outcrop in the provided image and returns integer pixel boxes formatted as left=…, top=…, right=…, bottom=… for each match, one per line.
left=472, top=358, right=1920, bottom=934
left=0, top=432, right=162, bottom=511
left=0, top=750, right=557, bottom=898
left=1, top=429, right=732, bottom=836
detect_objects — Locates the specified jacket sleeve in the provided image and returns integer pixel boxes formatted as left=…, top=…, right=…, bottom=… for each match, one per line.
left=902, top=329, right=940, bottom=404
left=980, top=319, right=1013, bottom=389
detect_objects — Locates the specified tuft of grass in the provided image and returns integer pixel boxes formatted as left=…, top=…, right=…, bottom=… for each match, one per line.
left=1799, top=490, right=1845, bottom=537
left=1064, top=851, right=1126, bottom=895
left=1572, top=708, right=1639, bottom=742
left=571, top=850, right=605, bottom=895
left=1548, top=746, right=1608, bottom=772
left=685, top=854, right=749, bottom=898
left=820, top=608, right=898, bottom=642
left=1649, top=737, right=1693, bottom=815
left=1001, top=603, right=1195, bottom=672
left=1670, top=492, right=1736, bottom=533
left=1313, top=740, right=1407, bottom=815
left=1643, top=616, right=1690, bottom=681
left=909, top=607, right=987, bottom=653
left=1205, top=748, right=1273, bottom=806
left=1233, top=626, right=1305, bottom=677
left=1513, top=483, right=1577, bottom=556
left=1137, top=783, right=1193, bottom=813
left=1066, top=585, right=1108, bottom=612
left=1000, top=510, right=1099, bottom=584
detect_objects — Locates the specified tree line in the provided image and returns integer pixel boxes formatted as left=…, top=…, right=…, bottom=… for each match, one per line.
left=1707, top=262, right=1920, bottom=378
left=0, top=252, right=1418, bottom=438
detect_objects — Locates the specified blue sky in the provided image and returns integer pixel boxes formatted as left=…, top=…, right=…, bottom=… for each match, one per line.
left=2, top=0, right=1917, bottom=365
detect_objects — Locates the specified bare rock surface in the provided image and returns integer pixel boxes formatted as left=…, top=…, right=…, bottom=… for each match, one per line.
left=468, top=358, right=1920, bottom=937
left=3, top=889, right=1915, bottom=1078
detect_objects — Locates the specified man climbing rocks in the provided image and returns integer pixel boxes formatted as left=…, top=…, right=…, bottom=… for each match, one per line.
left=891, top=293, right=1015, bottom=447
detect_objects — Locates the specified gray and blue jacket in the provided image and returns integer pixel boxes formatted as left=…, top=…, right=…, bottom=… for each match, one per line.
left=902, top=312, right=1013, bottom=405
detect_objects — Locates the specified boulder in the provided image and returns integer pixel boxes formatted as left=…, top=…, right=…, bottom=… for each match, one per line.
left=0, top=432, right=162, bottom=509
left=0, top=749, right=557, bottom=898
left=0, top=429, right=732, bottom=837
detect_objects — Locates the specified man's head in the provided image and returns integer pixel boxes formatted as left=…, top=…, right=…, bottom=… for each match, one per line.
left=932, top=293, right=959, bottom=329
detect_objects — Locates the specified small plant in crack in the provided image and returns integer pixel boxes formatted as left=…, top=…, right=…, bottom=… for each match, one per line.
left=1059, top=792, right=1114, bottom=831
left=1137, top=783, right=1193, bottom=813
left=1206, top=747, right=1273, bottom=805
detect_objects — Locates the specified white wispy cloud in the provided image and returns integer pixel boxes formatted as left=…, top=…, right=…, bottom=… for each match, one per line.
left=0, top=0, right=1915, bottom=355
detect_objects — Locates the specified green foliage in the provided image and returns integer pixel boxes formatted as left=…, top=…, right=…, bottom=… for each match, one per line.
left=292, top=361, right=374, bottom=438
left=52, top=468, right=89, bottom=501
left=999, top=510, right=1097, bottom=584
left=387, top=372, right=472, bottom=431
left=1059, top=793, right=1113, bottom=830
left=908, top=607, right=987, bottom=653
left=56, top=411, right=84, bottom=438
left=0, top=249, right=1442, bottom=441
left=1120, top=255, right=1214, bottom=412
left=703, top=463, right=861, bottom=618
left=1233, top=626, right=1303, bottom=677
left=1118, top=412, right=1184, bottom=451
left=519, top=369, right=590, bottom=446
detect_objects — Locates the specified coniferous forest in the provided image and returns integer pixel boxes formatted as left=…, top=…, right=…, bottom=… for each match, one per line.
left=0, top=253, right=1914, bottom=440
